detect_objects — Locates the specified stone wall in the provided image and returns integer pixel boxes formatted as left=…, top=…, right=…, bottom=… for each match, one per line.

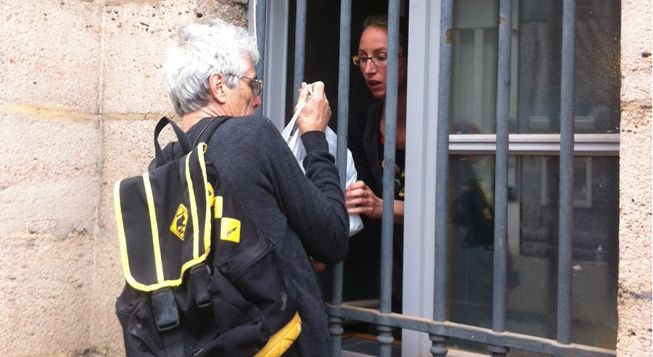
left=0, top=0, right=247, bottom=355
left=0, top=0, right=651, bottom=356
left=618, top=0, right=652, bottom=355
left=0, top=1, right=103, bottom=355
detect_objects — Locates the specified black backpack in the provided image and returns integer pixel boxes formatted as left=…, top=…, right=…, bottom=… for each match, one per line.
left=114, top=117, right=300, bottom=357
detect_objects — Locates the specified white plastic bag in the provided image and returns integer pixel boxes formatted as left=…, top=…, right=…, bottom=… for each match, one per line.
left=282, top=105, right=364, bottom=237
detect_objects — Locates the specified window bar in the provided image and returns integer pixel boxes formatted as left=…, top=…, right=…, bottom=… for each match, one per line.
left=254, top=0, right=266, bottom=116
left=431, top=0, right=453, bottom=355
left=377, top=1, right=401, bottom=356
left=488, top=1, right=513, bottom=356
left=557, top=0, right=576, bottom=346
left=329, top=0, right=352, bottom=355
left=336, top=1, right=351, bottom=196
left=255, top=0, right=267, bottom=87
left=292, top=0, right=307, bottom=103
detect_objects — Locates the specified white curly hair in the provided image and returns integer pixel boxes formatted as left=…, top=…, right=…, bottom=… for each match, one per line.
left=164, top=19, right=259, bottom=116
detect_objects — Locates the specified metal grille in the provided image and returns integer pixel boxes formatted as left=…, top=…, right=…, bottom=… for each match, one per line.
left=254, top=0, right=618, bottom=355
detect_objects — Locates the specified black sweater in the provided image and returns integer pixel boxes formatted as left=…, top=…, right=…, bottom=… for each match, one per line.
left=348, top=102, right=404, bottom=312
left=187, top=115, right=349, bottom=356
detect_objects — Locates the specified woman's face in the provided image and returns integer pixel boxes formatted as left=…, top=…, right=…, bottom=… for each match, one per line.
left=357, top=26, right=407, bottom=99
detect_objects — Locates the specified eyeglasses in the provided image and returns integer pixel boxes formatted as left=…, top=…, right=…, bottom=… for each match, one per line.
left=232, top=74, right=264, bottom=96
left=352, top=53, right=404, bottom=67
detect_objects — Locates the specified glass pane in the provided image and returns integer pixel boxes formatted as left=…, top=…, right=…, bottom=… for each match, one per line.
left=451, top=0, right=499, bottom=134
left=514, top=155, right=618, bottom=348
left=449, top=155, right=496, bottom=332
left=451, top=0, right=621, bottom=134
left=517, top=0, right=621, bottom=134
left=448, top=155, right=618, bottom=352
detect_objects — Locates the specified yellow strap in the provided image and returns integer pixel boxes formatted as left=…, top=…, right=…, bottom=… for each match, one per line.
left=198, top=143, right=212, bottom=254
left=143, top=172, right=164, bottom=283
left=185, top=153, right=200, bottom=258
left=255, top=313, right=302, bottom=357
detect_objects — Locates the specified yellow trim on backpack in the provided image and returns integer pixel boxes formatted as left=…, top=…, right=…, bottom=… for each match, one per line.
left=185, top=152, right=200, bottom=259
left=198, top=143, right=212, bottom=255
left=207, top=182, right=216, bottom=207
left=115, top=181, right=135, bottom=288
left=115, top=146, right=215, bottom=293
left=115, top=180, right=147, bottom=291
left=255, top=313, right=302, bottom=357
left=143, top=172, right=165, bottom=284
left=214, top=195, right=223, bottom=219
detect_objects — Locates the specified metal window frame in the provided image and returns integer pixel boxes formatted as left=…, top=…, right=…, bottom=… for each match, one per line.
left=404, top=0, right=619, bottom=355
left=449, top=134, right=620, bottom=156
left=253, top=0, right=290, bottom=130
left=402, top=0, right=442, bottom=355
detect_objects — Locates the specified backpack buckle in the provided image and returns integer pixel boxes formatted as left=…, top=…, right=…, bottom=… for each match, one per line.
left=190, top=264, right=212, bottom=308
left=151, top=288, right=179, bottom=332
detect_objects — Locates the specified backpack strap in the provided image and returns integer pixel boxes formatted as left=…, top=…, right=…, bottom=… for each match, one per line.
left=184, top=116, right=231, bottom=310
left=151, top=116, right=231, bottom=167
left=151, top=287, right=184, bottom=357
left=190, top=264, right=212, bottom=308
left=153, top=117, right=192, bottom=168
left=191, top=116, right=232, bottom=147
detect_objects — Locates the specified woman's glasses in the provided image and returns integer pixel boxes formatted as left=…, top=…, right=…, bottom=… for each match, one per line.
left=352, top=53, right=404, bottom=67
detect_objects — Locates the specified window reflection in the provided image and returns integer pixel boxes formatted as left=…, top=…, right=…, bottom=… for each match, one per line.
left=448, top=155, right=618, bottom=352
left=450, top=0, right=621, bottom=134
left=447, top=2, right=620, bottom=351
left=518, top=0, right=620, bottom=134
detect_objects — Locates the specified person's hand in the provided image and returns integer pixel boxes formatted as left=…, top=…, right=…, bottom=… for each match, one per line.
left=345, top=180, right=383, bottom=219
left=295, top=81, right=331, bottom=134
left=311, top=259, right=326, bottom=273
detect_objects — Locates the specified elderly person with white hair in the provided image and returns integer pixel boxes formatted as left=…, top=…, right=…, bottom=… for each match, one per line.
left=161, top=19, right=348, bottom=356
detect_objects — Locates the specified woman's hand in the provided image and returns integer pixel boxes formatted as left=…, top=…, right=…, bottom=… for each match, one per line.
left=345, top=180, right=383, bottom=219
left=295, top=81, right=332, bottom=134
left=311, top=259, right=326, bottom=273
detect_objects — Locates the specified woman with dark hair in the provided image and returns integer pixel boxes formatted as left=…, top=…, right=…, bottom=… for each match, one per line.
left=346, top=15, right=408, bottom=313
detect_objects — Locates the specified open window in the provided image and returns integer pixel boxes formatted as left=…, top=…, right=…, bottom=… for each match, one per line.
left=257, top=0, right=620, bottom=355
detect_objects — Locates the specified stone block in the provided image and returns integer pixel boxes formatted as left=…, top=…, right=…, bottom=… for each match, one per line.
left=0, top=0, right=103, bottom=112
left=101, top=0, right=248, bottom=116
left=88, top=231, right=124, bottom=356
left=0, top=110, right=100, bottom=237
left=0, top=233, right=94, bottom=355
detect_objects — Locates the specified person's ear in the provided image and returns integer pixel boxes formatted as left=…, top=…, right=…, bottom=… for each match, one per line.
left=208, top=73, right=227, bottom=104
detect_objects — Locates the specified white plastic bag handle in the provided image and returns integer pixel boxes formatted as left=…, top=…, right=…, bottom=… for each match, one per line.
left=281, top=84, right=363, bottom=237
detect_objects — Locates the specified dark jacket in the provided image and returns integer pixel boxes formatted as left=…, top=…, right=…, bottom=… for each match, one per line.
left=348, top=102, right=404, bottom=312
left=187, top=116, right=349, bottom=356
